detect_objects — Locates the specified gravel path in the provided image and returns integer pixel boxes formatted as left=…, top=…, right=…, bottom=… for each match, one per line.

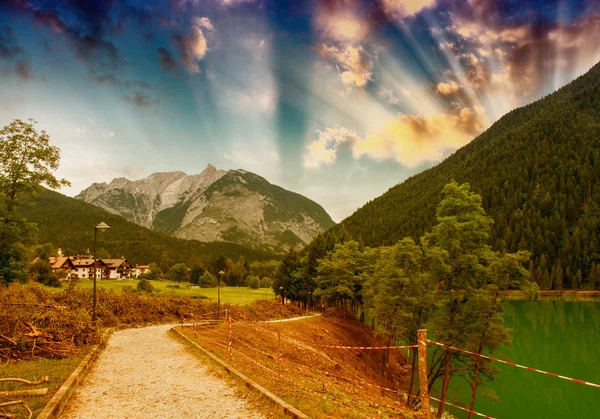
left=61, top=324, right=264, bottom=419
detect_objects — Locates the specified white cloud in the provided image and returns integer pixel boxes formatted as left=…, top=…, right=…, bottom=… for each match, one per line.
left=436, top=80, right=460, bottom=96
left=377, top=88, right=401, bottom=104
left=304, top=127, right=361, bottom=168
left=318, top=44, right=373, bottom=90
left=180, top=17, right=214, bottom=73
left=108, top=131, right=115, bottom=137
left=75, top=125, right=87, bottom=133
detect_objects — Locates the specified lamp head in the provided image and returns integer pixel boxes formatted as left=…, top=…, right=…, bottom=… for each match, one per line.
left=95, top=222, right=111, bottom=232
left=218, top=270, right=225, bottom=276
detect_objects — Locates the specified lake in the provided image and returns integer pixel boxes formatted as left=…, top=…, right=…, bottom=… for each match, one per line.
left=443, top=300, right=600, bottom=418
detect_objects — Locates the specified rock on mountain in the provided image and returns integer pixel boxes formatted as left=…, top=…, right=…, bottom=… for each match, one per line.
left=76, top=165, right=335, bottom=252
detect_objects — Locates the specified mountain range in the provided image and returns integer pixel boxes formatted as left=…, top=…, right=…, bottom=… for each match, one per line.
left=21, top=188, right=276, bottom=267
left=317, top=61, right=600, bottom=290
left=76, top=165, right=335, bottom=253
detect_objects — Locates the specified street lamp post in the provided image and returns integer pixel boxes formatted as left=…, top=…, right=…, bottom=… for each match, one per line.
left=92, top=222, right=110, bottom=323
left=218, top=270, right=224, bottom=317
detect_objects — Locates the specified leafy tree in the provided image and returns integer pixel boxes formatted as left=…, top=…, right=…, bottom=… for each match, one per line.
left=0, top=119, right=69, bottom=285
left=272, top=247, right=300, bottom=299
left=146, top=262, right=162, bottom=280
left=314, top=241, right=368, bottom=317
left=260, top=277, right=272, bottom=288
left=199, top=271, right=217, bottom=288
left=364, top=238, right=436, bottom=401
left=169, top=263, right=188, bottom=282
left=247, top=275, right=260, bottom=289
left=29, top=258, right=60, bottom=287
left=189, top=265, right=206, bottom=285
left=33, top=243, right=56, bottom=260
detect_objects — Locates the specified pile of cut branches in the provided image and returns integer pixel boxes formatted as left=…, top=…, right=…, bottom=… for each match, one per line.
left=0, top=285, right=97, bottom=362
left=0, top=283, right=307, bottom=362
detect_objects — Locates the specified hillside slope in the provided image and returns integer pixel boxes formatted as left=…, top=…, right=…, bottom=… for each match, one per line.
left=77, top=165, right=335, bottom=253
left=20, top=189, right=277, bottom=267
left=327, top=61, right=600, bottom=290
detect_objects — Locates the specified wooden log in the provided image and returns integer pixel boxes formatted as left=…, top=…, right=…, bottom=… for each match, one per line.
left=0, top=376, right=48, bottom=386
left=417, top=329, right=431, bottom=419
left=0, top=388, right=48, bottom=397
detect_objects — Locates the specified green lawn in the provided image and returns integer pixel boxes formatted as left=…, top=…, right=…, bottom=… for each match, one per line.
left=0, top=354, right=85, bottom=418
left=70, top=279, right=276, bottom=304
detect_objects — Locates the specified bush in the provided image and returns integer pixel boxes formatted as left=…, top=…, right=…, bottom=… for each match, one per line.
left=137, top=279, right=154, bottom=293
left=260, top=277, right=272, bottom=288
left=199, top=271, right=217, bottom=288
left=29, top=259, right=60, bottom=287
left=247, top=275, right=260, bottom=290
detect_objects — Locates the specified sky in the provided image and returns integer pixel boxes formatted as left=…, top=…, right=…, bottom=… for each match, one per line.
left=1, top=0, right=599, bottom=222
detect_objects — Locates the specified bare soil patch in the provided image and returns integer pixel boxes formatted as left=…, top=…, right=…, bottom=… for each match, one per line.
left=180, top=316, right=424, bottom=418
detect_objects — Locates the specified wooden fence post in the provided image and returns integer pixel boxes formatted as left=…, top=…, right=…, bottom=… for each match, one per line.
left=417, top=329, right=431, bottom=419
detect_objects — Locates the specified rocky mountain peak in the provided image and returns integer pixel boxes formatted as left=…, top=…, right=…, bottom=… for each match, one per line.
left=76, top=165, right=335, bottom=252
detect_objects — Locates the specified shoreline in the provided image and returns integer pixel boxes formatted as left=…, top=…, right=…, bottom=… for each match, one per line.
left=500, top=290, right=600, bottom=301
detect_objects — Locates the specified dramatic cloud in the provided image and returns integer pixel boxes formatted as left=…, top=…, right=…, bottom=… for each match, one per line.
left=318, top=43, right=373, bottom=90
left=436, top=80, right=460, bottom=96
left=313, top=0, right=375, bottom=91
left=381, top=0, right=436, bottom=20
left=175, top=17, right=214, bottom=73
left=443, top=7, right=600, bottom=102
left=305, top=106, right=487, bottom=167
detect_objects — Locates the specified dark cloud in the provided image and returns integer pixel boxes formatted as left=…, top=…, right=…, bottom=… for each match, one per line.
left=0, top=26, right=23, bottom=59
left=0, top=26, right=31, bottom=81
left=158, top=47, right=177, bottom=71
left=63, top=0, right=118, bottom=36
left=3, top=0, right=125, bottom=74
left=123, top=92, right=160, bottom=110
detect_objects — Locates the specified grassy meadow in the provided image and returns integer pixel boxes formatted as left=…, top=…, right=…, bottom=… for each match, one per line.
left=63, top=279, right=277, bottom=305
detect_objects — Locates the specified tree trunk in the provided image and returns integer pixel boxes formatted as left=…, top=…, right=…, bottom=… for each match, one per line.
left=436, top=350, right=453, bottom=418
left=407, top=347, right=417, bottom=406
left=468, top=359, right=481, bottom=419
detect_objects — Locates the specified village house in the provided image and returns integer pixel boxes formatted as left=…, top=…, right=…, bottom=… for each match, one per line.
left=48, top=256, right=76, bottom=279
left=70, top=257, right=108, bottom=279
left=102, top=258, right=133, bottom=279
left=134, top=265, right=150, bottom=278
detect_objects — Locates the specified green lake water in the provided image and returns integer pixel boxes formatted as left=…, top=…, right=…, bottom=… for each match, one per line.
left=443, top=300, right=600, bottom=418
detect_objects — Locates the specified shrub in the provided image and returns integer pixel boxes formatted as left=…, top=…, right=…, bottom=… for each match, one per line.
left=260, top=277, right=272, bottom=288
left=137, top=279, right=154, bottom=293
left=247, top=275, right=260, bottom=290
left=199, top=271, right=217, bottom=288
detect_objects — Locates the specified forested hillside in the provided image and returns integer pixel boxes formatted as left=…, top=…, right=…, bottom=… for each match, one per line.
left=20, top=189, right=277, bottom=268
left=321, top=61, right=600, bottom=290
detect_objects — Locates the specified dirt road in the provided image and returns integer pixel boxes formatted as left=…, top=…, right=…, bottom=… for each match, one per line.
left=61, top=324, right=263, bottom=419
